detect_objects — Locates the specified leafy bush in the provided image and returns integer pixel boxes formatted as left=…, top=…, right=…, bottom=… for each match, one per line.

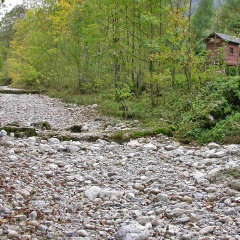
left=199, top=112, right=240, bottom=144
left=0, top=76, right=12, bottom=86
left=226, top=66, right=240, bottom=76
left=177, top=76, right=240, bottom=144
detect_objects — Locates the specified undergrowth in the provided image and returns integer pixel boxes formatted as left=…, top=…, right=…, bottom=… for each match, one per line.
left=5, top=72, right=240, bottom=145
left=43, top=76, right=240, bottom=144
left=177, top=76, right=240, bottom=144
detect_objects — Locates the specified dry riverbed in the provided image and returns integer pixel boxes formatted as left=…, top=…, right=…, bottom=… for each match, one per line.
left=0, top=90, right=239, bottom=240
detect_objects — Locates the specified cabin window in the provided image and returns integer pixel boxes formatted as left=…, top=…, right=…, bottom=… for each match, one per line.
left=230, top=47, right=234, bottom=54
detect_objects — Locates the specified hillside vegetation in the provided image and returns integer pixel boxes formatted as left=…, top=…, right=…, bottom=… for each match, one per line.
left=0, top=0, right=239, bottom=145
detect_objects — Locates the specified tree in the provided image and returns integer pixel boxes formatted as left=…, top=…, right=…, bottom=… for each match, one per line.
left=3, top=0, right=205, bottom=101
left=215, top=0, right=240, bottom=35
left=191, top=0, right=214, bottom=53
left=0, top=5, right=27, bottom=73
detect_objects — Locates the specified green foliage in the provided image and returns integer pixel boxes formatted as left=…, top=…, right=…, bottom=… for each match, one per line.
left=199, top=112, right=240, bottom=144
left=47, top=89, right=101, bottom=106
left=130, top=127, right=173, bottom=138
left=115, top=82, right=133, bottom=102
left=191, top=0, right=214, bottom=52
left=177, top=76, right=240, bottom=144
left=1, top=0, right=205, bottom=96
left=0, top=73, right=12, bottom=85
left=115, top=82, right=133, bottom=118
left=226, top=66, right=240, bottom=76
left=215, top=0, right=240, bottom=34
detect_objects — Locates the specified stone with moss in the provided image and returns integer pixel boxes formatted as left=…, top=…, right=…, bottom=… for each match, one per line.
left=0, top=126, right=37, bottom=138
left=31, top=121, right=51, bottom=130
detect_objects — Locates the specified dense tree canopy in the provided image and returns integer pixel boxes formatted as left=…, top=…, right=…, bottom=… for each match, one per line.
left=0, top=0, right=238, bottom=99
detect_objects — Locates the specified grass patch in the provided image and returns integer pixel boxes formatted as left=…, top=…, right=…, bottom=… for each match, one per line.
left=47, top=89, right=101, bottom=106
left=130, top=127, right=173, bottom=138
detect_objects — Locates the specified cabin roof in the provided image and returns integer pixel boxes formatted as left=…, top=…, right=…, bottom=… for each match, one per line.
left=205, top=32, right=240, bottom=44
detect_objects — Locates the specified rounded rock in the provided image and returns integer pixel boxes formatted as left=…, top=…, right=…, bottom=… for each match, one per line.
left=85, top=186, right=102, bottom=200
left=199, top=226, right=215, bottom=235
left=229, top=180, right=240, bottom=191
left=8, top=230, right=19, bottom=239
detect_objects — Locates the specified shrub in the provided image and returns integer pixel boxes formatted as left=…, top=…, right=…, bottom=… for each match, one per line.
left=177, top=76, right=240, bottom=144
left=0, top=76, right=12, bottom=86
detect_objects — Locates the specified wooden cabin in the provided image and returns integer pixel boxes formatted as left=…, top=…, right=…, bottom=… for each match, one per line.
left=204, top=32, right=240, bottom=67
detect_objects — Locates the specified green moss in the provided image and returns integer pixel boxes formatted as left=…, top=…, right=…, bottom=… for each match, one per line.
left=31, top=121, right=51, bottom=130
left=41, top=122, right=51, bottom=130
left=68, top=125, right=82, bottom=133
left=0, top=126, right=37, bottom=137
left=111, top=127, right=173, bottom=143
left=130, top=127, right=172, bottom=138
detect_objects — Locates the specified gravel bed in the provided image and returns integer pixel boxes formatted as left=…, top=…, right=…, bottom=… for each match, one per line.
left=0, top=93, right=100, bottom=129
left=0, top=92, right=240, bottom=240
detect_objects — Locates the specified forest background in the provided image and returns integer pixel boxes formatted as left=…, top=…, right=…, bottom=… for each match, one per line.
left=0, top=0, right=240, bottom=145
